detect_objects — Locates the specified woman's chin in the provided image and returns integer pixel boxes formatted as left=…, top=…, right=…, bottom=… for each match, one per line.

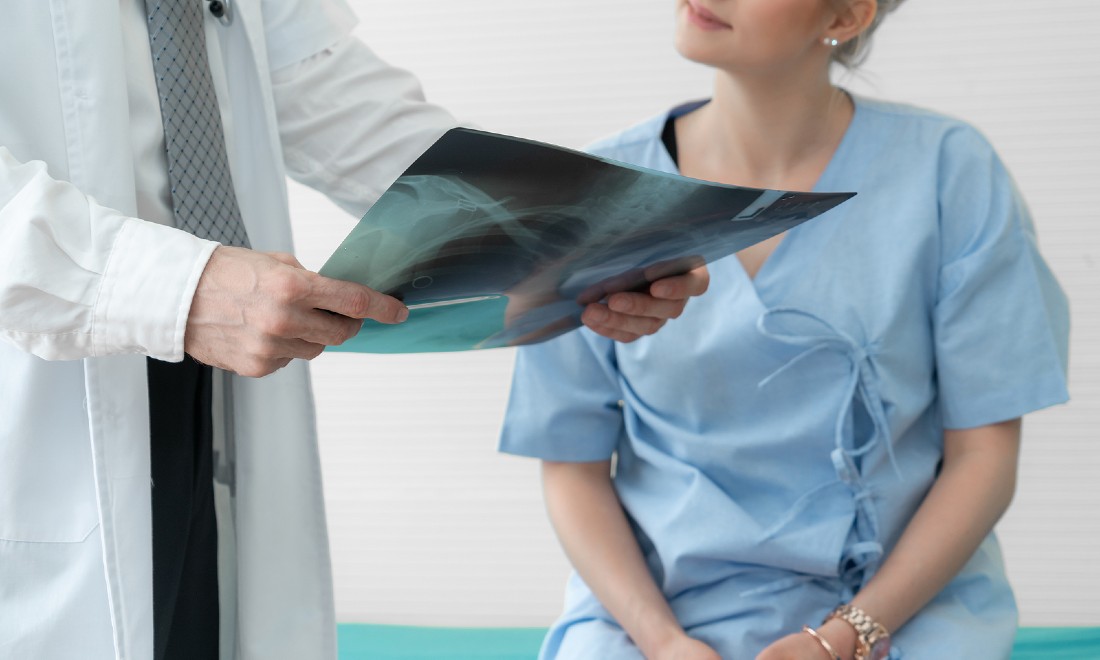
left=674, top=38, right=729, bottom=69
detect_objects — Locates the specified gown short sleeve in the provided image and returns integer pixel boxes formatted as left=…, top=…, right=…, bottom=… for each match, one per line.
left=499, top=328, right=625, bottom=462
left=933, top=125, right=1070, bottom=429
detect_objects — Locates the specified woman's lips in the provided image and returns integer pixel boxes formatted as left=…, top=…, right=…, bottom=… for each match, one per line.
left=685, top=1, right=732, bottom=31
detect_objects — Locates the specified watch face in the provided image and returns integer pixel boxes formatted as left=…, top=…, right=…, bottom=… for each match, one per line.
left=870, top=638, right=891, bottom=660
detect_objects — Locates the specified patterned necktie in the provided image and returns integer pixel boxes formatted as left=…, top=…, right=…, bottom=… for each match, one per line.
left=145, top=0, right=251, bottom=247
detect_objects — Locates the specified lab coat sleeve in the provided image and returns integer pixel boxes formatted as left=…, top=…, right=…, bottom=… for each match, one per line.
left=270, top=35, right=460, bottom=217
left=0, top=147, right=218, bottom=362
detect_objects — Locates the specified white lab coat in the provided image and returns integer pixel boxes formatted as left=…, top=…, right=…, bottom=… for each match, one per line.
left=0, top=1, right=454, bottom=658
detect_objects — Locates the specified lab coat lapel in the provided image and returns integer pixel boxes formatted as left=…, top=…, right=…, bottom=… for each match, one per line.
left=50, top=1, right=153, bottom=657
left=84, top=355, right=155, bottom=660
left=48, top=0, right=137, bottom=214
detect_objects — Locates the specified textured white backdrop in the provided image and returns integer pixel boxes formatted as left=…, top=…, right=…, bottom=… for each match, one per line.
left=286, top=0, right=1100, bottom=627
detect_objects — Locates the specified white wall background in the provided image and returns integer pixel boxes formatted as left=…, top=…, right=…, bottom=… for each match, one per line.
left=287, top=0, right=1100, bottom=628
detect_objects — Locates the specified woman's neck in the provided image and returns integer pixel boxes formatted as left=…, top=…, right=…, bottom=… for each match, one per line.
left=678, top=67, right=853, bottom=190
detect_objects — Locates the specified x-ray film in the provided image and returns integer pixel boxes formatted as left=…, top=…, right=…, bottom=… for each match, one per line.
left=320, top=128, right=854, bottom=353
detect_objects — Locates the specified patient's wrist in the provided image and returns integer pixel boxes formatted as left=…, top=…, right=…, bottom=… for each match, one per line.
left=631, top=608, right=685, bottom=658
left=819, top=618, right=858, bottom=660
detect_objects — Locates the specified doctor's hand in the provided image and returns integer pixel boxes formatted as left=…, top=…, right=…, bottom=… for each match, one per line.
left=184, top=247, right=407, bottom=378
left=580, top=265, right=709, bottom=343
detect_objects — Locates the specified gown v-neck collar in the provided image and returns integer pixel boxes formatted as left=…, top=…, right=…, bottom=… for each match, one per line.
left=656, top=94, right=864, bottom=295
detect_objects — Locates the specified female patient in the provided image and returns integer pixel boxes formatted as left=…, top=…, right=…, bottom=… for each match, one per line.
left=499, top=1, right=1069, bottom=658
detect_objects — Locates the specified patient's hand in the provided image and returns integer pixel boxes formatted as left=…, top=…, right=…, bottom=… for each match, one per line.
left=653, top=634, right=722, bottom=660
left=581, top=265, right=709, bottom=342
left=756, top=622, right=856, bottom=660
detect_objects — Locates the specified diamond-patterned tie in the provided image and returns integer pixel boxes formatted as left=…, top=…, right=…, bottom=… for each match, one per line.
left=145, top=0, right=251, bottom=247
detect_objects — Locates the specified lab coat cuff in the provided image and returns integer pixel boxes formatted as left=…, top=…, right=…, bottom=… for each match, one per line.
left=94, top=218, right=218, bottom=361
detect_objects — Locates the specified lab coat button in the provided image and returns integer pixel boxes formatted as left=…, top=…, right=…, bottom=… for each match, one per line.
left=209, top=1, right=226, bottom=18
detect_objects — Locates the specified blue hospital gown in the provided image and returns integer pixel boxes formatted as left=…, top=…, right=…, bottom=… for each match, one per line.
left=498, top=96, right=1070, bottom=660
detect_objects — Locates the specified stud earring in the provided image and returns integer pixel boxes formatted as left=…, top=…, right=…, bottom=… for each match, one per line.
left=823, top=37, right=839, bottom=47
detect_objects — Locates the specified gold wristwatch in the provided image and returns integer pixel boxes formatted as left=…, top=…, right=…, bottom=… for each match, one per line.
left=825, top=604, right=891, bottom=660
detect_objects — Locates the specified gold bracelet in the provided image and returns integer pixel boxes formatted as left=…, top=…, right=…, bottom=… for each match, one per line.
left=802, top=625, right=842, bottom=660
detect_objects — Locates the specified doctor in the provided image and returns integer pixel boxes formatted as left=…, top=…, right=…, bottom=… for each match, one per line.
left=0, top=1, right=708, bottom=659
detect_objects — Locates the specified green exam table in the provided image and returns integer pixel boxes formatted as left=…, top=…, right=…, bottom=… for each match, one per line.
left=337, top=624, right=1100, bottom=659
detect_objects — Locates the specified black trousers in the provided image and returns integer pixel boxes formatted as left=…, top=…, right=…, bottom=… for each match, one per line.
left=147, top=357, right=220, bottom=660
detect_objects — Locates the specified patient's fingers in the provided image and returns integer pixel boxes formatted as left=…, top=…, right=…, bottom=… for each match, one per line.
left=582, top=303, right=667, bottom=342
left=606, top=291, right=687, bottom=320
left=648, top=265, right=710, bottom=299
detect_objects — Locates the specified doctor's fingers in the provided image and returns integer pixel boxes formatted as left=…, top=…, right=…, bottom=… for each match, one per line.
left=304, top=274, right=409, bottom=324
left=287, top=307, right=364, bottom=347
left=232, top=338, right=327, bottom=378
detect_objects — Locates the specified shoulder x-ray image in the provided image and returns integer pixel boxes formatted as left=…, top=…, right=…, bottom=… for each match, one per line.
left=320, top=128, right=854, bottom=353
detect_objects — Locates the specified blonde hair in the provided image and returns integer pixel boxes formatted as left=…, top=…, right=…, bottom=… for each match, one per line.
left=831, top=0, right=906, bottom=68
